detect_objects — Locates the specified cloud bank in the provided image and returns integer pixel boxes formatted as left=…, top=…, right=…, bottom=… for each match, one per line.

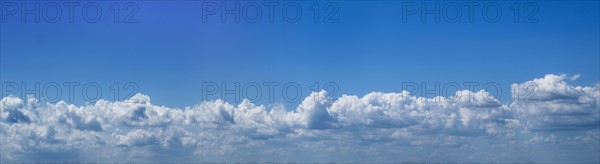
left=1, top=74, right=599, bottom=163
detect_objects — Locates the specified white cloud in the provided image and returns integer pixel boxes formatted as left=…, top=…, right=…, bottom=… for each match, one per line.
left=1, top=74, right=598, bottom=163
left=511, top=74, right=600, bottom=131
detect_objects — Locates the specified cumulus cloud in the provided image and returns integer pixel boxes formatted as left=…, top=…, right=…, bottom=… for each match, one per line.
left=0, top=74, right=598, bottom=163
left=511, top=74, right=600, bottom=131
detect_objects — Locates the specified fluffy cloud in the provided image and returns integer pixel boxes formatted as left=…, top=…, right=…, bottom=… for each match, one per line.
left=511, top=74, right=600, bottom=131
left=1, top=74, right=598, bottom=163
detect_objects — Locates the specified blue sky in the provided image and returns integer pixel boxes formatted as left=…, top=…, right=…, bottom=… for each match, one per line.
left=2, top=1, right=598, bottom=106
left=1, top=0, right=599, bottom=163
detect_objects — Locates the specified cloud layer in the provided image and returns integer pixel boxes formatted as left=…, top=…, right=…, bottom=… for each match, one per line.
left=1, top=74, right=599, bottom=163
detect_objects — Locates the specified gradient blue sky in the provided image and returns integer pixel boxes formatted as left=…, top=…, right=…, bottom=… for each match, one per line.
left=2, top=1, right=598, bottom=106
